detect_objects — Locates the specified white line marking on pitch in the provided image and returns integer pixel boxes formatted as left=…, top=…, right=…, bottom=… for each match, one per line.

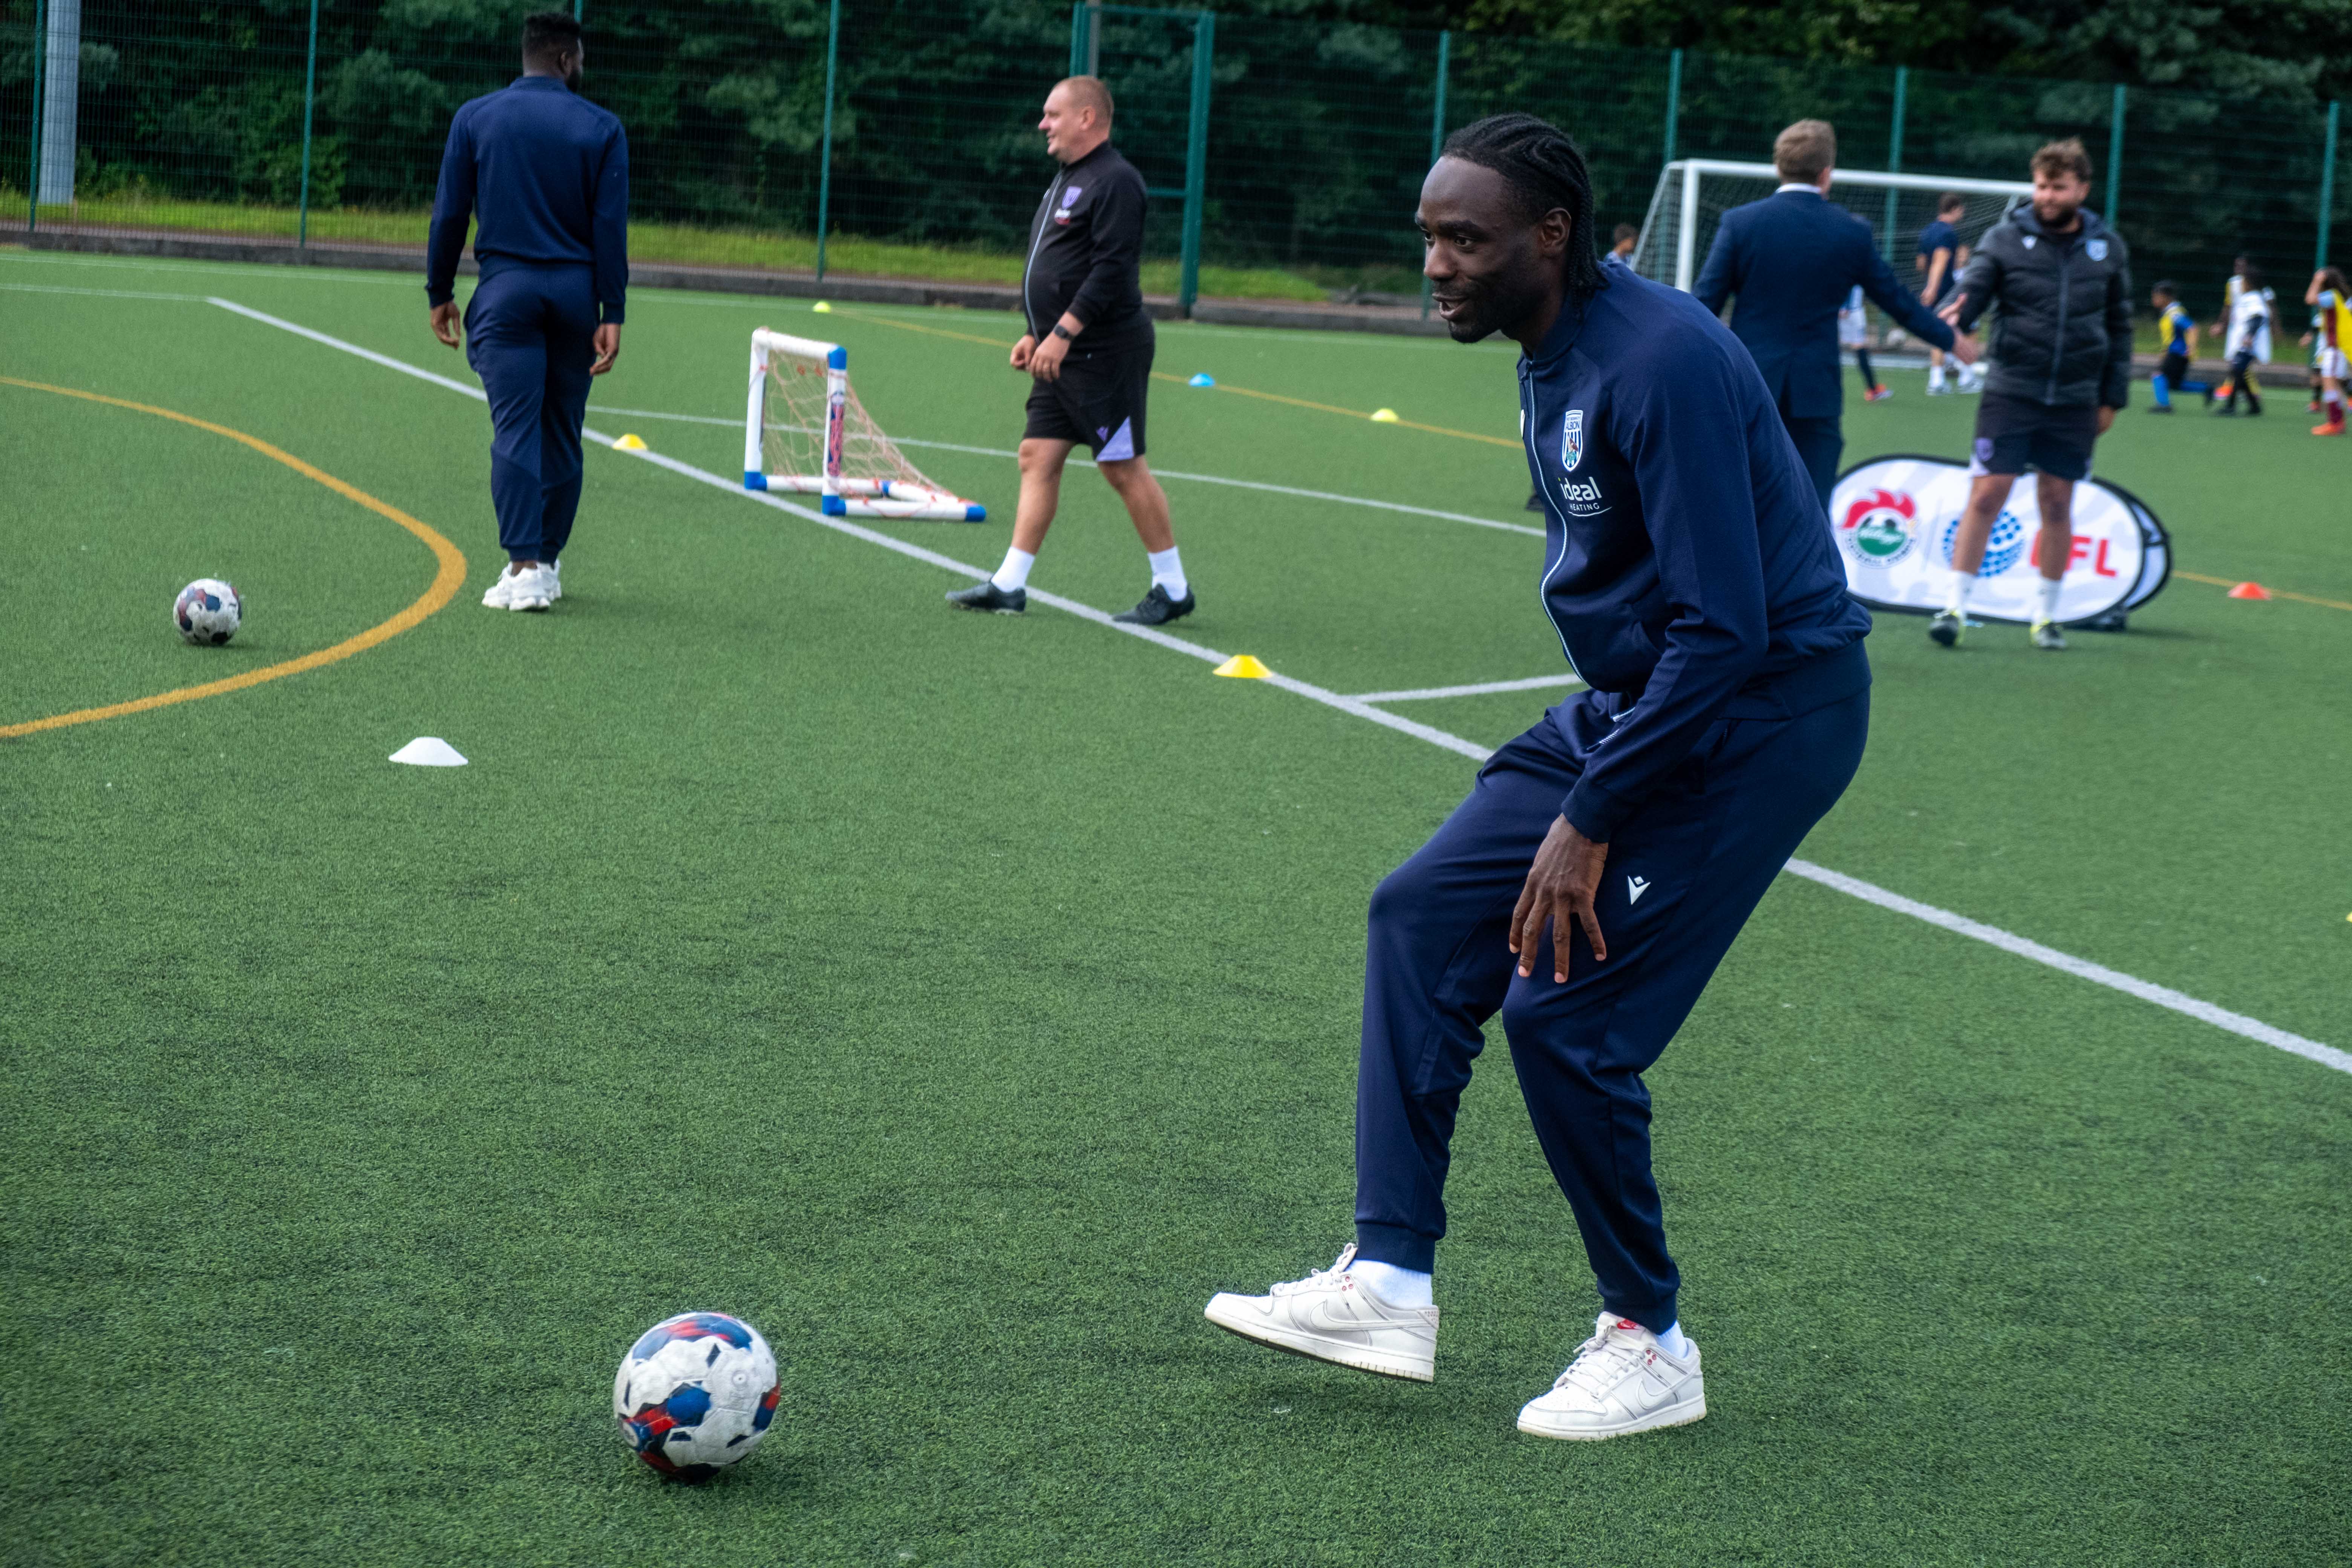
left=0, top=281, right=209, bottom=301
left=1353, top=675, right=1586, bottom=703
left=213, top=296, right=2349, bottom=1080
left=585, top=404, right=1545, bottom=539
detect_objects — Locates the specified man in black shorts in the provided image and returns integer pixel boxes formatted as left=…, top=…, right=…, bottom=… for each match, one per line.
left=1934, top=138, right=2130, bottom=652
left=947, top=75, right=1192, bottom=624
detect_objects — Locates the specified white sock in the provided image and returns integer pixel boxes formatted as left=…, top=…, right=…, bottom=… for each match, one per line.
left=992, top=547, right=1035, bottom=593
left=1656, top=1320, right=1694, bottom=1359
left=1929, top=365, right=1946, bottom=389
left=1944, top=570, right=1974, bottom=615
left=1147, top=545, right=1188, bottom=602
left=1346, top=1257, right=1433, bottom=1309
left=2038, top=576, right=2063, bottom=620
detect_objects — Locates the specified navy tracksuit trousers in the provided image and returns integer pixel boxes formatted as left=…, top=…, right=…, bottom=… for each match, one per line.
left=1354, top=662, right=1870, bottom=1332
left=464, top=263, right=597, bottom=563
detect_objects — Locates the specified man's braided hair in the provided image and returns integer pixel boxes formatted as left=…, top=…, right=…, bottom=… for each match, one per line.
left=1439, top=113, right=1608, bottom=301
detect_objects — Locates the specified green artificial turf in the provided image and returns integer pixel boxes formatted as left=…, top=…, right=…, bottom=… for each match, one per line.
left=3, top=246, right=2348, bottom=1566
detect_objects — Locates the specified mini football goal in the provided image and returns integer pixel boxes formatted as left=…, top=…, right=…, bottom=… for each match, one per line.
left=1629, top=161, right=2032, bottom=294
left=741, top=328, right=986, bottom=521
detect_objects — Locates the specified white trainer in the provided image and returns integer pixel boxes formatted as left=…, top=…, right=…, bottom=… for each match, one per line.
left=503, top=563, right=556, bottom=612
left=1204, top=1243, right=1438, bottom=1382
left=1516, top=1312, right=1705, bottom=1440
left=481, top=568, right=517, bottom=609
left=546, top=559, right=563, bottom=600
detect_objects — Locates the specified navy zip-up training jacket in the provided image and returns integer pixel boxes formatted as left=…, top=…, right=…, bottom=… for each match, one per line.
left=426, top=76, right=630, bottom=324
left=1519, top=267, right=1872, bottom=842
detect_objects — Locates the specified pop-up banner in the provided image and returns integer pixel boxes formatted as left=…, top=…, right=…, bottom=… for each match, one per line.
left=1828, top=455, right=2171, bottom=625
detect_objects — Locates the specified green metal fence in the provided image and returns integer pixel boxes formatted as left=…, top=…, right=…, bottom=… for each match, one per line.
left=2, top=0, right=2345, bottom=320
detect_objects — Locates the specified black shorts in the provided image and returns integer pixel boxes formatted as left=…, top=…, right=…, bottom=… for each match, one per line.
left=1024, top=331, right=1153, bottom=459
left=1969, top=392, right=2098, bottom=482
left=2159, top=351, right=2190, bottom=383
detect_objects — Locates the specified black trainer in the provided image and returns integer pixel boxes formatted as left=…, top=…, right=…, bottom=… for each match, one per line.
left=1113, top=583, right=1196, bottom=625
left=946, top=579, right=1025, bottom=614
left=1525, top=491, right=1544, bottom=512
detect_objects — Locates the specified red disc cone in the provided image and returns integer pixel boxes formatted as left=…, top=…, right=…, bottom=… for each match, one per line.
left=2226, top=582, right=2273, bottom=599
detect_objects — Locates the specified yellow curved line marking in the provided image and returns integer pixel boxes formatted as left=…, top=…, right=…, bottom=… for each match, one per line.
left=0, top=376, right=468, bottom=739
left=2174, top=569, right=2352, bottom=613
left=829, top=305, right=1520, bottom=449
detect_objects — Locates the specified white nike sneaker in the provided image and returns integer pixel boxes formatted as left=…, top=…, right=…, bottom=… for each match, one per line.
left=1204, top=1243, right=1438, bottom=1382
left=546, top=559, right=563, bottom=601
left=503, top=563, right=556, bottom=612
left=1516, top=1312, right=1706, bottom=1441
left=481, top=568, right=516, bottom=609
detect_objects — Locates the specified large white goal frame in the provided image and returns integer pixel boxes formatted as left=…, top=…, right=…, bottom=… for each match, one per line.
left=1631, top=160, right=2033, bottom=292
left=742, top=328, right=985, bottom=522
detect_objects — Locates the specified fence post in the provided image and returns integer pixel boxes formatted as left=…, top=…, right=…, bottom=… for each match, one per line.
left=1419, top=30, right=1449, bottom=320
left=1085, top=3, right=1102, bottom=76
left=298, top=0, right=320, bottom=250
left=1178, top=9, right=1213, bottom=314
left=1882, top=66, right=1906, bottom=262
left=2105, top=84, right=2125, bottom=227
left=1068, top=5, right=1087, bottom=78
left=1662, top=49, right=1681, bottom=167
left=2320, top=100, right=2340, bottom=269
left=25, top=0, right=44, bottom=234
left=814, top=0, right=840, bottom=282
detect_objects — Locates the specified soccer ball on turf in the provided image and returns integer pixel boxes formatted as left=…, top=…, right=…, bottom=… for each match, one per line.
left=613, top=1311, right=780, bottom=1480
left=174, top=579, right=242, bottom=645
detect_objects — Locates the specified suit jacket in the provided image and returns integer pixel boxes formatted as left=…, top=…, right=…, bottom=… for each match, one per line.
left=1694, top=187, right=1955, bottom=420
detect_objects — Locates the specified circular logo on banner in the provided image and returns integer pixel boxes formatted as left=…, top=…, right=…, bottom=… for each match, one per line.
left=1942, top=508, right=2027, bottom=576
left=1839, top=489, right=1916, bottom=567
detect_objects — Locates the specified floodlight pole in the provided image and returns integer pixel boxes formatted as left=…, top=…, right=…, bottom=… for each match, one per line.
left=1420, top=30, right=1449, bottom=320
left=24, top=0, right=44, bottom=236
left=1882, top=67, right=1906, bottom=263
left=298, top=0, right=320, bottom=250
left=2105, top=85, right=2125, bottom=227
left=1178, top=9, right=1213, bottom=315
left=2319, top=100, right=2340, bottom=270
left=815, top=0, right=840, bottom=283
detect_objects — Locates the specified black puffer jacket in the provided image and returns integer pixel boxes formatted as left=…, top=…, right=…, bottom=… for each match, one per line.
left=1954, top=207, right=2133, bottom=408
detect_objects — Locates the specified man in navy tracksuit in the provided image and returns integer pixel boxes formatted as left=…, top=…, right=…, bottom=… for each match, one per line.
left=426, top=10, right=628, bottom=614
left=1205, top=114, right=1871, bottom=1442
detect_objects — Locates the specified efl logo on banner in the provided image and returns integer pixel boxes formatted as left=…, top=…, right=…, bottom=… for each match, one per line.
left=1827, top=455, right=2171, bottom=625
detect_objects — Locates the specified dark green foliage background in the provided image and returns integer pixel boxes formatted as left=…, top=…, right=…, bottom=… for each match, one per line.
left=2, top=250, right=2348, bottom=1564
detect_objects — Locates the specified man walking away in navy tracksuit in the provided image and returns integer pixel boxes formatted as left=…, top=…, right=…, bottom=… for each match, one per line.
left=426, top=10, right=629, bottom=614
left=1204, top=114, right=1873, bottom=1442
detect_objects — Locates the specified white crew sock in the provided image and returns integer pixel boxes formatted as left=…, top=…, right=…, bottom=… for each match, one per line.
left=1146, top=545, right=1188, bottom=602
left=1656, top=1320, right=1694, bottom=1360
left=1929, top=365, right=1947, bottom=389
left=2038, top=576, right=2063, bottom=620
left=1346, top=1257, right=1433, bottom=1309
left=992, top=547, right=1036, bottom=593
left=1944, top=570, right=1974, bottom=615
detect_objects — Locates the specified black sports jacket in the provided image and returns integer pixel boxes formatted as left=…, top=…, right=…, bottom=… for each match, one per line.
left=1953, top=207, right=2133, bottom=409
left=1020, top=141, right=1152, bottom=351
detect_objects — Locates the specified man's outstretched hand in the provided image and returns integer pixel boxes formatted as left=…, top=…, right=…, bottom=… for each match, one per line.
left=430, top=302, right=462, bottom=348
left=1510, top=815, right=1609, bottom=983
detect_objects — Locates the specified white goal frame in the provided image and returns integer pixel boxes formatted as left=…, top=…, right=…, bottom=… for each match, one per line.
left=1633, top=160, right=2034, bottom=292
left=741, top=328, right=985, bottom=521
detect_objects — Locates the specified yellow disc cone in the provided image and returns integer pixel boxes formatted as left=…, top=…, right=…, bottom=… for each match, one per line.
left=612, top=433, right=649, bottom=451
left=812, top=300, right=834, bottom=314
left=1213, top=654, right=1271, bottom=679
left=1369, top=407, right=1400, bottom=423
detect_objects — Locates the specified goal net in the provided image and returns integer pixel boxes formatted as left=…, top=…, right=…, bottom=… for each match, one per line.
left=1629, top=161, right=2030, bottom=300
left=742, top=328, right=985, bottom=521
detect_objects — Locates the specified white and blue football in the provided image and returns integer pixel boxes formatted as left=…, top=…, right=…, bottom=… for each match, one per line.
left=174, top=578, right=242, bottom=646
left=612, top=1311, right=780, bottom=1481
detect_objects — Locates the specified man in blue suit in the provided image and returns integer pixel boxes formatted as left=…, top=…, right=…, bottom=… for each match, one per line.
left=1695, top=120, right=1978, bottom=509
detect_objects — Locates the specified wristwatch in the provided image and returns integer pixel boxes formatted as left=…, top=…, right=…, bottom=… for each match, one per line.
left=1050, top=324, right=1076, bottom=341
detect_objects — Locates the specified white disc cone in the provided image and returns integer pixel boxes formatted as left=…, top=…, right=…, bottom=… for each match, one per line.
left=389, top=737, right=468, bottom=767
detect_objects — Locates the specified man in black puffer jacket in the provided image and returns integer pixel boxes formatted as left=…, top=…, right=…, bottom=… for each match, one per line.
left=1932, top=137, right=2132, bottom=652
